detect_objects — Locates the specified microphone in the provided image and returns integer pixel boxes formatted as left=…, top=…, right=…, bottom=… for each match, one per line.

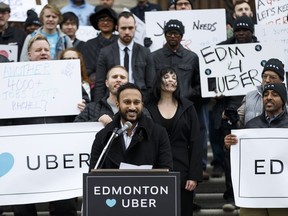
left=116, top=121, right=132, bottom=135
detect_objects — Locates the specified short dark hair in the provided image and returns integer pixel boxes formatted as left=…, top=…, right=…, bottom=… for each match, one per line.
left=117, top=11, right=135, bottom=25
left=116, top=83, right=143, bottom=102
left=233, top=0, right=251, bottom=12
left=60, top=12, right=79, bottom=29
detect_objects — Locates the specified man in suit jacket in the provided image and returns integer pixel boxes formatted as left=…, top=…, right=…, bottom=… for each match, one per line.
left=94, top=11, right=155, bottom=102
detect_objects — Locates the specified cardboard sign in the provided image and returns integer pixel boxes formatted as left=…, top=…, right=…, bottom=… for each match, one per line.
left=255, top=0, right=288, bottom=24
left=83, top=171, right=180, bottom=216
left=231, top=128, right=288, bottom=208
left=0, top=59, right=82, bottom=118
left=198, top=43, right=285, bottom=97
left=145, top=9, right=227, bottom=52
left=255, top=24, right=288, bottom=72
left=0, top=122, right=103, bottom=205
left=0, top=44, right=17, bottom=62
left=2, top=0, right=48, bottom=22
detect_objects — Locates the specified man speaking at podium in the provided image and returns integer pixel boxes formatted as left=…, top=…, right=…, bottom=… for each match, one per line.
left=89, top=83, right=173, bottom=171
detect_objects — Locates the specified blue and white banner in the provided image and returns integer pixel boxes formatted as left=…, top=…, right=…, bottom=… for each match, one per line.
left=0, top=122, right=103, bottom=205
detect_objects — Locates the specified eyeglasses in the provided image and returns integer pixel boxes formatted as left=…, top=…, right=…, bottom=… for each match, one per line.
left=98, top=17, right=114, bottom=23
left=176, top=1, right=191, bottom=7
left=166, top=31, right=181, bottom=37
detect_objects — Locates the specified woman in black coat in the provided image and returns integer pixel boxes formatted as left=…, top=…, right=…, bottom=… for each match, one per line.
left=146, top=67, right=202, bottom=216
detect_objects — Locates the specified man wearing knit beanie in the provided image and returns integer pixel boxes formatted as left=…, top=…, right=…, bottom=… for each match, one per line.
left=262, top=58, right=285, bottom=82
left=174, top=0, right=193, bottom=10
left=263, top=83, right=287, bottom=110
left=24, top=9, right=41, bottom=34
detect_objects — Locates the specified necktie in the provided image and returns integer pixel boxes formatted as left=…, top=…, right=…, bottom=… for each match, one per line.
left=124, top=47, right=129, bottom=72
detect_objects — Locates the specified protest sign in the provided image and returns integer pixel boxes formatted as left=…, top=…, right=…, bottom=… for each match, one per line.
left=0, top=45, right=17, bottom=62
left=76, top=26, right=98, bottom=42
left=0, top=122, right=102, bottom=205
left=231, top=128, right=288, bottom=207
left=0, top=60, right=82, bottom=118
left=255, top=0, right=288, bottom=24
left=198, top=43, right=285, bottom=97
left=255, top=24, right=288, bottom=72
left=145, top=9, right=226, bottom=52
left=2, top=0, right=48, bottom=22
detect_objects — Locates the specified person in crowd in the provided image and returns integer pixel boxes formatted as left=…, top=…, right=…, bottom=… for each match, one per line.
left=81, top=6, right=118, bottom=84
left=130, top=0, right=162, bottom=22
left=172, top=2, right=210, bottom=183
left=224, top=83, right=288, bottom=216
left=0, top=2, right=26, bottom=61
left=238, top=58, right=286, bottom=127
left=24, top=9, right=41, bottom=35
left=20, top=4, right=73, bottom=61
left=151, top=19, right=208, bottom=183
left=98, top=0, right=114, bottom=8
left=233, top=0, right=253, bottom=20
left=61, top=0, right=94, bottom=26
left=94, top=11, right=155, bottom=102
left=58, top=47, right=92, bottom=107
left=210, top=15, right=259, bottom=212
left=89, top=82, right=173, bottom=171
left=174, top=0, right=193, bottom=10
left=167, top=0, right=175, bottom=10
left=9, top=34, right=78, bottom=216
left=74, top=65, right=128, bottom=125
left=60, top=12, right=85, bottom=52
left=146, top=67, right=202, bottom=216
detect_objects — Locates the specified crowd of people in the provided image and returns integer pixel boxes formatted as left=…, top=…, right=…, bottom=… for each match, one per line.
left=0, top=0, right=287, bottom=216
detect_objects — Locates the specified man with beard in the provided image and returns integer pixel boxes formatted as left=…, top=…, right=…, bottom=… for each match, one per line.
left=74, top=65, right=128, bottom=125
left=94, top=11, right=155, bottom=102
left=89, top=83, right=173, bottom=171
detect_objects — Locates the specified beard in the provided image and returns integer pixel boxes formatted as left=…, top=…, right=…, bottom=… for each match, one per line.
left=119, top=109, right=142, bottom=123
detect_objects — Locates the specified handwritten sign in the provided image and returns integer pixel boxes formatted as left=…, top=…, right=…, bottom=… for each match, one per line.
left=255, top=24, right=288, bottom=71
left=0, top=44, right=17, bottom=62
left=198, top=43, right=285, bottom=97
left=2, top=0, right=48, bottom=22
left=145, top=9, right=226, bottom=52
left=0, top=122, right=103, bottom=205
left=231, top=128, right=288, bottom=208
left=255, top=0, right=288, bottom=24
left=0, top=60, right=82, bottom=119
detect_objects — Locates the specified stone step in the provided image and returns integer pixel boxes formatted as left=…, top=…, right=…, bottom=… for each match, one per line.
left=194, top=209, right=239, bottom=216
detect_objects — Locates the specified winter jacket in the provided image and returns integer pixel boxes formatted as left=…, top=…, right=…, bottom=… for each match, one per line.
left=89, top=113, right=173, bottom=171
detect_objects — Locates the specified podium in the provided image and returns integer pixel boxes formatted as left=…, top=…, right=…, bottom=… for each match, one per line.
left=83, top=169, right=180, bottom=216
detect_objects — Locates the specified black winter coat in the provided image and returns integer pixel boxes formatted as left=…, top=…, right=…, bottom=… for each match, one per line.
left=89, top=113, right=173, bottom=171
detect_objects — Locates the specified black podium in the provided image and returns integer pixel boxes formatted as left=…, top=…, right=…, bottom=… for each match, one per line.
left=83, top=169, right=180, bottom=216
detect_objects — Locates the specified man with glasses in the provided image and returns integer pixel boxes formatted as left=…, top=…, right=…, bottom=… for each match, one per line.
left=174, top=0, right=193, bottom=10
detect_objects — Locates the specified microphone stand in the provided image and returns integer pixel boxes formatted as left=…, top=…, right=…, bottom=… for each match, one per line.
left=94, top=128, right=119, bottom=169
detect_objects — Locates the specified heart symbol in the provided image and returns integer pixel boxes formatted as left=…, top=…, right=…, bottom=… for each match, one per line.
left=106, top=199, right=116, bottom=207
left=0, top=152, right=14, bottom=177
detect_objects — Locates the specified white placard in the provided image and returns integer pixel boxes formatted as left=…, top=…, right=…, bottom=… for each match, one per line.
left=76, top=26, right=98, bottom=42
left=3, top=0, right=48, bottom=22
left=198, top=43, right=285, bottom=97
left=0, top=60, right=82, bottom=118
left=0, top=122, right=103, bottom=205
left=255, top=24, right=288, bottom=72
left=0, top=44, right=17, bottom=62
left=145, top=9, right=227, bottom=52
left=255, top=0, right=288, bottom=24
left=231, top=128, right=288, bottom=208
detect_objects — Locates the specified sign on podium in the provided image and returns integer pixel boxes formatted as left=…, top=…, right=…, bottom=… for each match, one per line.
left=83, top=169, right=180, bottom=216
